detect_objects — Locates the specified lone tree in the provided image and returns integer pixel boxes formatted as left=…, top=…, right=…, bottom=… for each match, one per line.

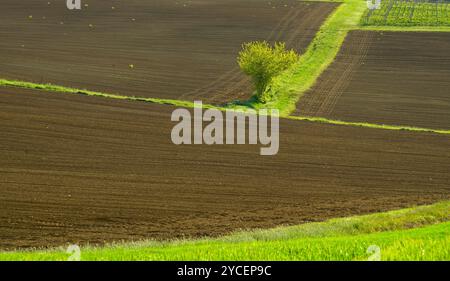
left=238, top=41, right=298, bottom=103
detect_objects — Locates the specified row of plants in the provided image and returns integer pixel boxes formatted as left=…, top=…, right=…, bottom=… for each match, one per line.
left=361, top=0, right=450, bottom=26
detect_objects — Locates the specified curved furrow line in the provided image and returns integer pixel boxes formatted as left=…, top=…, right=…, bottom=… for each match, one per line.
left=317, top=31, right=375, bottom=116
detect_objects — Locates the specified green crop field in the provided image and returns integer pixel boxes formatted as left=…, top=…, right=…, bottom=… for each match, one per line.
left=362, top=0, right=450, bottom=26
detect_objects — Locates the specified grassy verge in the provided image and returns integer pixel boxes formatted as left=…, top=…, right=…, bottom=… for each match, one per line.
left=2, top=78, right=450, bottom=135
left=1, top=201, right=448, bottom=261
left=0, top=79, right=221, bottom=110
left=287, top=115, right=450, bottom=135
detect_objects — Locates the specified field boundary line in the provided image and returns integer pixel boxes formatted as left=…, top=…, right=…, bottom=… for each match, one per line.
left=0, top=78, right=217, bottom=109
left=288, top=115, right=450, bottom=135
left=1, top=78, right=450, bottom=135
left=357, top=25, right=450, bottom=32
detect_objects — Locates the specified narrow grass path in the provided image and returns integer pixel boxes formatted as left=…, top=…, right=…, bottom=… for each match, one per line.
left=2, top=79, right=450, bottom=135
left=359, top=25, right=450, bottom=32
left=1, top=201, right=448, bottom=261
left=0, top=79, right=200, bottom=108
left=287, top=115, right=450, bottom=135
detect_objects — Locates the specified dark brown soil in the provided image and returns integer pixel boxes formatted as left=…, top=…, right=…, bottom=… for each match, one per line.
left=0, top=0, right=337, bottom=104
left=294, top=31, right=450, bottom=130
left=0, top=87, right=448, bottom=250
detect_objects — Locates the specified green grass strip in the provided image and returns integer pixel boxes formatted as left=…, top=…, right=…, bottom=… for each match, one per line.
left=2, top=78, right=450, bottom=135
left=0, top=79, right=222, bottom=110
left=288, top=115, right=450, bottom=135
left=358, top=25, right=450, bottom=32
left=1, top=201, right=448, bottom=261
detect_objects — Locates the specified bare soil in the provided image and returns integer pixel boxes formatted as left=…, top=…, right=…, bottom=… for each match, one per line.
left=0, top=87, right=448, bottom=249
left=0, top=0, right=337, bottom=104
left=295, top=31, right=450, bottom=130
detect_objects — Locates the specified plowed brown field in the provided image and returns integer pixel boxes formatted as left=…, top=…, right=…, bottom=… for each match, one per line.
left=295, top=31, right=450, bottom=130
left=0, top=0, right=337, bottom=104
left=1, top=87, right=449, bottom=249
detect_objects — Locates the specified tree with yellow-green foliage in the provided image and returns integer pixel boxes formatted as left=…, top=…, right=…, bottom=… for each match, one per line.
left=238, top=41, right=299, bottom=103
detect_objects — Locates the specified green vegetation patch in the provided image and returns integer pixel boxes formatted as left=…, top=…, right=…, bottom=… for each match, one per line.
left=287, top=115, right=450, bottom=135
left=1, top=201, right=448, bottom=261
left=2, top=78, right=450, bottom=135
left=0, top=79, right=220, bottom=110
left=362, top=0, right=450, bottom=26
left=237, top=41, right=299, bottom=103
